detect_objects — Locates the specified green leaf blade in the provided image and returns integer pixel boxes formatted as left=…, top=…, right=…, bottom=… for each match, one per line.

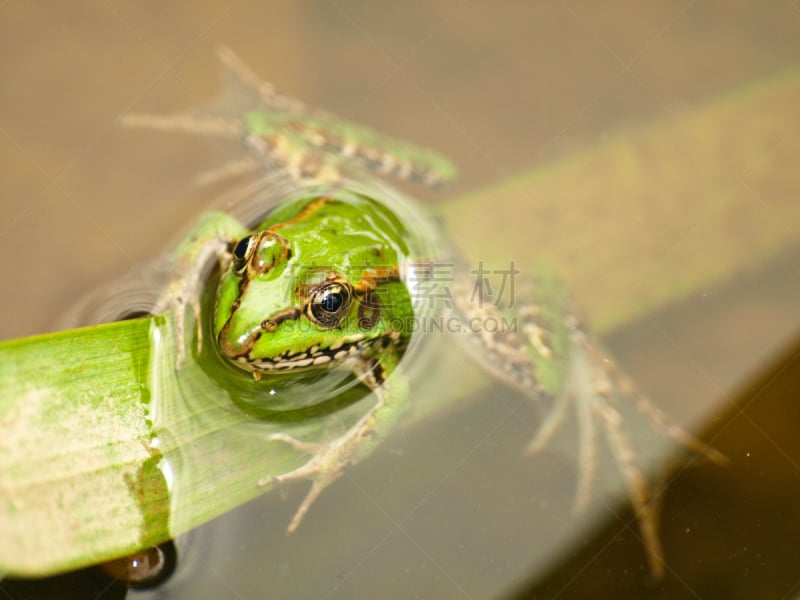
left=0, top=318, right=157, bottom=575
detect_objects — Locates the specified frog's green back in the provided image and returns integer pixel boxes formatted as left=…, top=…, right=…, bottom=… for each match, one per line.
left=256, top=189, right=412, bottom=264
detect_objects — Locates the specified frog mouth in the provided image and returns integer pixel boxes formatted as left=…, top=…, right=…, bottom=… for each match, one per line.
left=234, top=335, right=369, bottom=373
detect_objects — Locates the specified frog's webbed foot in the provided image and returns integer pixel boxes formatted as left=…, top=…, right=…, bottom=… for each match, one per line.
left=259, top=400, right=384, bottom=534
left=527, top=327, right=727, bottom=578
left=258, top=430, right=355, bottom=534
left=260, top=356, right=406, bottom=533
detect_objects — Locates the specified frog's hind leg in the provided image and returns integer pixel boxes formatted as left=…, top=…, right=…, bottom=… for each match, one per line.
left=455, top=271, right=725, bottom=577
left=242, top=130, right=343, bottom=185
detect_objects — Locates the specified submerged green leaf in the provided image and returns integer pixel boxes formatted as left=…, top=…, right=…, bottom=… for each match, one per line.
left=0, top=317, right=159, bottom=574
left=0, top=308, right=374, bottom=575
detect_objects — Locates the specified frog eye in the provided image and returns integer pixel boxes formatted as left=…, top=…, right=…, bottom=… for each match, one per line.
left=231, top=235, right=256, bottom=273
left=307, top=282, right=352, bottom=328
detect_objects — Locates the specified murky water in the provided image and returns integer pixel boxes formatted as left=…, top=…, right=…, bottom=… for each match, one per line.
left=2, top=2, right=800, bottom=598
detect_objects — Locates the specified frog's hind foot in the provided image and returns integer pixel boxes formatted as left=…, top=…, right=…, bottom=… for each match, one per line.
left=541, top=331, right=668, bottom=577
left=529, top=329, right=726, bottom=579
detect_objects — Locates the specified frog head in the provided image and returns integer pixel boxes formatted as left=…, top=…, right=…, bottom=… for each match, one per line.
left=213, top=189, right=415, bottom=375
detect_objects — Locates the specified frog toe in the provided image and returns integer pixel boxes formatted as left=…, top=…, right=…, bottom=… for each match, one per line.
left=268, top=432, right=325, bottom=455
left=259, top=449, right=345, bottom=534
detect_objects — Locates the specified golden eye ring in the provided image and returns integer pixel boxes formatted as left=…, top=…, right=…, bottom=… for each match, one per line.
left=307, top=282, right=352, bottom=328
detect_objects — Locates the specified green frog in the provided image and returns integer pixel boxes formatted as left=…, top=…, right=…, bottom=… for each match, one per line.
left=121, top=46, right=725, bottom=578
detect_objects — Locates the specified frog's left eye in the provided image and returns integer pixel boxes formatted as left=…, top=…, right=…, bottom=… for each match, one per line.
left=307, top=282, right=352, bottom=328
left=231, top=235, right=256, bottom=274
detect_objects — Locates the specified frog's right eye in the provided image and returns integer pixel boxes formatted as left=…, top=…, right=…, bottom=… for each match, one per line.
left=231, top=235, right=255, bottom=274
left=307, top=282, right=352, bottom=328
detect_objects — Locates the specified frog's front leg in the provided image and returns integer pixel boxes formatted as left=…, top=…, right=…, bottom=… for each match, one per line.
left=156, top=211, right=248, bottom=367
left=261, top=345, right=408, bottom=533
